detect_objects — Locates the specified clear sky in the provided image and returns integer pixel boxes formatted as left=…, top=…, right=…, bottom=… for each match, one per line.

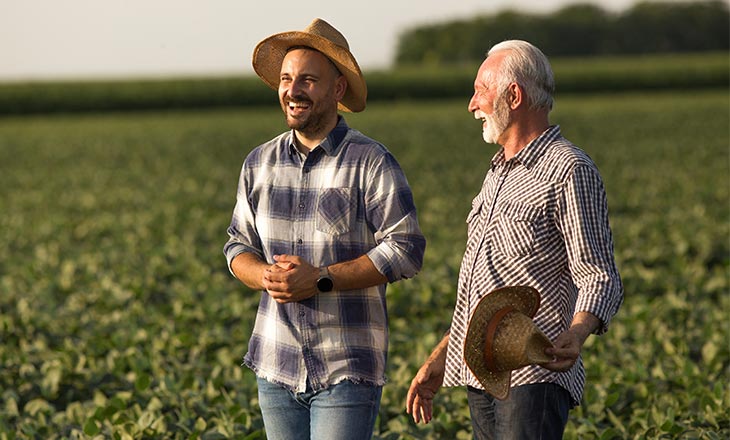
left=2, top=0, right=653, bottom=81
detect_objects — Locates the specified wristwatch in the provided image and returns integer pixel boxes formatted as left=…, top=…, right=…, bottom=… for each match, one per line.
left=316, top=267, right=334, bottom=293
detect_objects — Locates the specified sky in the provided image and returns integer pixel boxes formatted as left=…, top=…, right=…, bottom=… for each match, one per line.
left=2, top=0, right=645, bottom=82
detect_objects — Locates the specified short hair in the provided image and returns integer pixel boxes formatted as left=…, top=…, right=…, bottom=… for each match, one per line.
left=488, top=40, right=555, bottom=111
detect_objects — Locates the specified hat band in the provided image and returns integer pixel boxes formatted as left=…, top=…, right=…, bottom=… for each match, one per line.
left=483, top=305, right=516, bottom=371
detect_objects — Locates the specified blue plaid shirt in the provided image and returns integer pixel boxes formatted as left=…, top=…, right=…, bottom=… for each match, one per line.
left=224, top=116, right=426, bottom=392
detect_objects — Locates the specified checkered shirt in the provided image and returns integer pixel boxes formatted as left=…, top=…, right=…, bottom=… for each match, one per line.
left=443, top=125, right=623, bottom=406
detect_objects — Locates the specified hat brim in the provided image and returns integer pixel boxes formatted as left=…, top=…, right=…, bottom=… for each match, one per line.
left=463, top=286, right=542, bottom=399
left=252, top=31, right=367, bottom=113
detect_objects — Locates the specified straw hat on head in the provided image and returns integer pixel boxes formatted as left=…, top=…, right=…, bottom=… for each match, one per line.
left=252, top=18, right=367, bottom=113
left=464, top=286, right=555, bottom=400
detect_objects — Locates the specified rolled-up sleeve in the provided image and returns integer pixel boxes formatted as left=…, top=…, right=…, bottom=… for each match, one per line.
left=364, top=152, right=426, bottom=282
left=223, top=161, right=264, bottom=275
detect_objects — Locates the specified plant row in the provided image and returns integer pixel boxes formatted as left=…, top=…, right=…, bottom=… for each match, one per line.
left=0, top=52, right=727, bottom=116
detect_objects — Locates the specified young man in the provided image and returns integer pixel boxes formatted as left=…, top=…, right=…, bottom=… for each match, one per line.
left=224, top=18, right=426, bottom=440
left=406, top=40, right=623, bottom=439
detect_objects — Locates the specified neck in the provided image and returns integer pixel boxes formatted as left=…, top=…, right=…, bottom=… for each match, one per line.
left=500, top=111, right=550, bottom=160
left=294, top=115, right=339, bottom=154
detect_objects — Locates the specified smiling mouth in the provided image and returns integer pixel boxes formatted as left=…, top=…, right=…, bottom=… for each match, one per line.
left=288, top=101, right=311, bottom=110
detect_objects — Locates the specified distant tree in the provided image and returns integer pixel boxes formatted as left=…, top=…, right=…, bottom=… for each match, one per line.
left=539, top=4, right=613, bottom=56
left=394, top=0, right=729, bottom=65
left=614, top=0, right=729, bottom=54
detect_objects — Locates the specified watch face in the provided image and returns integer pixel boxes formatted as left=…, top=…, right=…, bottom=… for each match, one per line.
left=317, top=277, right=334, bottom=292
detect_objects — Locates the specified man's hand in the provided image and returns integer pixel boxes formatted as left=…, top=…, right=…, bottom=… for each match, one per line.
left=542, top=328, right=583, bottom=372
left=262, top=254, right=318, bottom=303
left=406, top=335, right=449, bottom=424
left=543, top=311, right=601, bottom=372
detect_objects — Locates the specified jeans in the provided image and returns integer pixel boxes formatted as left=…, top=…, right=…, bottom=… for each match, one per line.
left=256, top=377, right=382, bottom=440
left=467, top=383, right=571, bottom=440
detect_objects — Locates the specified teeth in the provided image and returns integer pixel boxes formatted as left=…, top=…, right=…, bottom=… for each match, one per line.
left=288, top=102, right=309, bottom=109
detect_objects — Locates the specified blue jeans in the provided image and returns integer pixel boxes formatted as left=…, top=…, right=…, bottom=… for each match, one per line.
left=256, top=377, right=382, bottom=440
left=467, top=383, right=571, bottom=440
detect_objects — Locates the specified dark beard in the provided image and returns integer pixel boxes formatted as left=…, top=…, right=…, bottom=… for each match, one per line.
left=282, top=98, right=337, bottom=138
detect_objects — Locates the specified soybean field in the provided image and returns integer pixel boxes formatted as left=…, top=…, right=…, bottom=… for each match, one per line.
left=0, top=87, right=728, bottom=438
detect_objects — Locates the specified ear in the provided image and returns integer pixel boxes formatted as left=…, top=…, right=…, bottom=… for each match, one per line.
left=334, top=75, right=347, bottom=102
left=507, top=82, right=523, bottom=110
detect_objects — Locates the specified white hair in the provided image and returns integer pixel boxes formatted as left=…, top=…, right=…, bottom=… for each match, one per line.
left=488, top=40, right=555, bottom=111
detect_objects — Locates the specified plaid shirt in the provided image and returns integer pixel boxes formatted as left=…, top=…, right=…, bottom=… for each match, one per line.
left=443, top=126, right=623, bottom=406
left=224, top=116, right=425, bottom=393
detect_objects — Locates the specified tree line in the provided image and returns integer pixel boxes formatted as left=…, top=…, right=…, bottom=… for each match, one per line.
left=394, top=1, right=729, bottom=65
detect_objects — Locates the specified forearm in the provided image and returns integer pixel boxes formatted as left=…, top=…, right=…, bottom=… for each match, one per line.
left=328, top=254, right=388, bottom=291
left=230, top=252, right=270, bottom=290
left=426, top=332, right=450, bottom=367
left=569, top=311, right=602, bottom=345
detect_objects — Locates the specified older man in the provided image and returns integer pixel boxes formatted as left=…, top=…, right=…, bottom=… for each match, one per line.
left=224, top=18, right=426, bottom=440
left=406, top=40, right=623, bottom=439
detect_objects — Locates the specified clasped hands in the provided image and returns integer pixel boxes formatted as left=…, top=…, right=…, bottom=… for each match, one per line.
left=262, top=254, right=319, bottom=303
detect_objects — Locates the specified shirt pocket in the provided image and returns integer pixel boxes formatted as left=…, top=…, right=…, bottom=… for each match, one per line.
left=493, top=202, right=543, bottom=257
left=315, top=187, right=357, bottom=236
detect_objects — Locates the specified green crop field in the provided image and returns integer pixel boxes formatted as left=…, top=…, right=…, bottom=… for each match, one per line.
left=0, top=88, right=728, bottom=439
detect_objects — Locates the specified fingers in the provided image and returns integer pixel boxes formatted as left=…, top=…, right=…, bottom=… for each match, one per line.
left=420, top=395, right=433, bottom=423
left=273, top=254, right=300, bottom=265
left=406, top=377, right=436, bottom=424
left=406, top=381, right=417, bottom=414
left=412, top=394, right=433, bottom=424
left=542, top=345, right=579, bottom=372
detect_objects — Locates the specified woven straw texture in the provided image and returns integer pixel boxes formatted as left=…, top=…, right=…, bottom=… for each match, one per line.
left=464, top=286, right=554, bottom=400
left=252, top=18, right=367, bottom=113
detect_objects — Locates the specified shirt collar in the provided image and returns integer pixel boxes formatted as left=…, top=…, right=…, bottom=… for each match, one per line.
left=490, top=125, right=561, bottom=170
left=286, top=115, right=349, bottom=157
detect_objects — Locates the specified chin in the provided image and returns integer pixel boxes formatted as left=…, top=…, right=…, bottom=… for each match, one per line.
left=482, top=129, right=500, bottom=145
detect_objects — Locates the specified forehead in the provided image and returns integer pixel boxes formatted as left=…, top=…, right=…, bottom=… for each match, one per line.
left=476, top=51, right=507, bottom=87
left=281, top=47, right=332, bottom=72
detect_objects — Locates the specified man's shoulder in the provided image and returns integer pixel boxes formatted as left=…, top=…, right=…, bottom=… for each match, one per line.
left=343, top=128, right=388, bottom=152
left=542, top=137, right=598, bottom=173
left=338, top=128, right=397, bottom=163
left=244, top=132, right=290, bottom=162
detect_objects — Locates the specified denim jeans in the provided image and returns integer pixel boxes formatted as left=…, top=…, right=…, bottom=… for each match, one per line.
left=256, top=377, right=382, bottom=440
left=467, top=383, right=571, bottom=440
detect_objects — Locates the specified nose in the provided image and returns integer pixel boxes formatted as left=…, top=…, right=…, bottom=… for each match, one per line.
left=288, top=78, right=304, bottom=97
left=467, top=93, right=478, bottom=113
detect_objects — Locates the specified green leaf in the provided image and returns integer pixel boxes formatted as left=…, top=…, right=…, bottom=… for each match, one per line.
left=83, top=419, right=100, bottom=436
left=701, top=340, right=718, bottom=364
left=135, top=373, right=152, bottom=392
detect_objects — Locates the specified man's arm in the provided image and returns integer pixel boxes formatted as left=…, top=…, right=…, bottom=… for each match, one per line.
left=261, top=254, right=388, bottom=304
left=230, top=252, right=271, bottom=291
left=406, top=332, right=449, bottom=424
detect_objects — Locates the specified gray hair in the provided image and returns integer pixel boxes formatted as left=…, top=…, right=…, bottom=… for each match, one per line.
left=488, top=40, right=555, bottom=111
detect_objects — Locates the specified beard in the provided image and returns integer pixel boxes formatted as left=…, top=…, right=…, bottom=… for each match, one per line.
left=281, top=93, right=338, bottom=138
left=478, top=96, right=510, bottom=144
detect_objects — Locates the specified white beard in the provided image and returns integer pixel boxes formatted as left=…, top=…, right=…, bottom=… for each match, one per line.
left=475, top=98, right=510, bottom=144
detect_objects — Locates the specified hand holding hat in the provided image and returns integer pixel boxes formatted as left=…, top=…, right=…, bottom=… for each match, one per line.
left=464, top=286, right=555, bottom=400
